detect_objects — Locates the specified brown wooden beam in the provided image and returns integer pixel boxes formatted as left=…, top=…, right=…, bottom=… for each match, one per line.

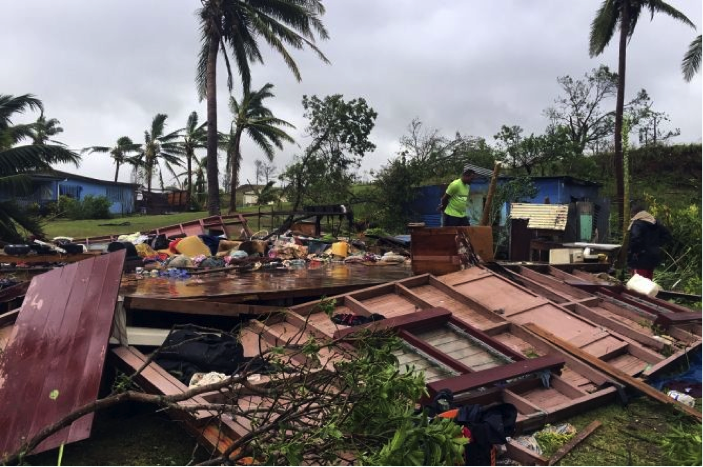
left=0, top=309, right=19, bottom=327
left=523, top=323, right=702, bottom=422
left=506, top=439, right=549, bottom=465
left=332, top=307, right=452, bottom=340
left=124, top=296, right=280, bottom=317
left=426, top=355, right=565, bottom=397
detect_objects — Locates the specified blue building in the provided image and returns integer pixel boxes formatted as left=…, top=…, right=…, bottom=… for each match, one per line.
left=411, top=168, right=607, bottom=235
left=0, top=170, right=138, bottom=215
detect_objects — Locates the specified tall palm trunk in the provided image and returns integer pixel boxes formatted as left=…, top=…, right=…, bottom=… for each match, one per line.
left=146, top=158, right=153, bottom=193
left=228, top=129, right=243, bottom=213
left=614, top=5, right=629, bottom=227
left=186, top=152, right=193, bottom=209
left=206, top=38, right=221, bottom=215
left=114, top=161, right=120, bottom=183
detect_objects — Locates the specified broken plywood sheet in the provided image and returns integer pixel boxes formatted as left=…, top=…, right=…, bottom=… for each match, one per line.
left=0, top=251, right=126, bottom=457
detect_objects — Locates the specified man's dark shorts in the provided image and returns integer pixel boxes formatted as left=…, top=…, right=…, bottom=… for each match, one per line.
left=444, top=214, right=470, bottom=227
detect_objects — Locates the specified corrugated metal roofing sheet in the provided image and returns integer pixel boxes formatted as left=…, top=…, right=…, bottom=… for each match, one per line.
left=509, top=203, right=569, bottom=230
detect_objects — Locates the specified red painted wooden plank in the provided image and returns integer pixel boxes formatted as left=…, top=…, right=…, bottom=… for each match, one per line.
left=28, top=257, right=98, bottom=451
left=67, top=251, right=125, bottom=444
left=0, top=251, right=125, bottom=457
left=0, top=264, right=78, bottom=455
left=332, top=307, right=451, bottom=340
left=426, top=355, right=565, bottom=397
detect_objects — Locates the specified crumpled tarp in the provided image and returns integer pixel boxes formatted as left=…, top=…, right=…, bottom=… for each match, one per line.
left=649, top=347, right=702, bottom=397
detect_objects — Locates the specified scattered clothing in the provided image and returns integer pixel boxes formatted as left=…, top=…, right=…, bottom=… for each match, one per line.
left=188, top=371, right=228, bottom=389
left=155, top=325, right=269, bottom=384
left=198, top=235, right=222, bottom=256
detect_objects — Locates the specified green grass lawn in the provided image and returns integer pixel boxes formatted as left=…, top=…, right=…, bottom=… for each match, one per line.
left=40, top=204, right=295, bottom=238
left=42, top=212, right=212, bottom=238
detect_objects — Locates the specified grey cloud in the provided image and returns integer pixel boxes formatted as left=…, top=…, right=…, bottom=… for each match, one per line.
left=1, top=0, right=700, bottom=185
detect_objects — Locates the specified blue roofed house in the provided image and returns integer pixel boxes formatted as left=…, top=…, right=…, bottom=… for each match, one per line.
left=0, top=170, right=138, bottom=215
left=410, top=164, right=609, bottom=242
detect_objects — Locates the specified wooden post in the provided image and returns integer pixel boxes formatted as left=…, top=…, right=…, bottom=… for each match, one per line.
left=480, top=161, right=502, bottom=226
left=524, top=323, right=702, bottom=422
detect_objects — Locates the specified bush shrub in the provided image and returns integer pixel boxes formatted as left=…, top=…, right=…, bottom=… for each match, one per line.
left=59, top=195, right=112, bottom=220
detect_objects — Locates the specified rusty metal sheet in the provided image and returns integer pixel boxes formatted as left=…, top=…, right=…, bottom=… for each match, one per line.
left=0, top=251, right=126, bottom=457
left=120, top=263, right=413, bottom=301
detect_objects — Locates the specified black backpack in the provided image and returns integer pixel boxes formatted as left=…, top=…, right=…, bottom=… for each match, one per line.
left=155, top=325, right=252, bottom=384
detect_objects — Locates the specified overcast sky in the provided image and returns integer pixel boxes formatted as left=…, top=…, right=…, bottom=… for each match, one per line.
left=2, top=0, right=701, bottom=187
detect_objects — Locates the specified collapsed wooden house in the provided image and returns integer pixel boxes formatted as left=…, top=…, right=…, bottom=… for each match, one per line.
left=1, top=245, right=701, bottom=463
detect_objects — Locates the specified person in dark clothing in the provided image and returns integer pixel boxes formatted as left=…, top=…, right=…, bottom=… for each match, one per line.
left=627, top=202, right=672, bottom=280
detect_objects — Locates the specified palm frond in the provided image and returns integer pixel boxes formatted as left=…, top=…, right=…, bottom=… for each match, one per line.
left=682, top=35, right=702, bottom=82
left=589, top=0, right=618, bottom=57
left=647, top=0, right=695, bottom=28
left=82, top=145, right=111, bottom=154
left=0, top=174, right=34, bottom=196
left=151, top=114, right=169, bottom=139
left=248, top=128, right=276, bottom=160
left=0, top=200, right=44, bottom=242
left=0, top=94, right=43, bottom=127
left=0, top=144, right=80, bottom=176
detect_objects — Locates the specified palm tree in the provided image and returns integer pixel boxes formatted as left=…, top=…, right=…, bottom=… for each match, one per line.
left=83, top=136, right=142, bottom=182
left=30, top=114, right=64, bottom=145
left=227, top=83, right=294, bottom=212
left=683, top=35, right=702, bottom=82
left=589, top=0, right=694, bottom=225
left=135, top=114, right=183, bottom=193
left=0, top=94, right=80, bottom=241
left=179, top=112, right=207, bottom=209
left=196, top=0, right=329, bottom=216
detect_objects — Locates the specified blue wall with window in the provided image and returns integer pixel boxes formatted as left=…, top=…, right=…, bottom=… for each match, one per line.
left=52, top=178, right=135, bottom=215
left=0, top=172, right=137, bottom=214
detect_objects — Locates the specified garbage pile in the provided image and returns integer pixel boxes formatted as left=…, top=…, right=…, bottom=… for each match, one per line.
left=100, top=229, right=411, bottom=274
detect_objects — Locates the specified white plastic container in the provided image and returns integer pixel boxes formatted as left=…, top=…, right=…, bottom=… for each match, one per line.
left=667, top=390, right=696, bottom=407
left=626, top=274, right=661, bottom=297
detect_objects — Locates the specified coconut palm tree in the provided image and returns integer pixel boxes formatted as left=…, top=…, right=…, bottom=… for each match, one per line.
left=196, top=0, right=329, bottom=216
left=0, top=94, right=80, bottom=241
left=83, top=136, right=142, bottom=182
left=179, top=111, right=207, bottom=209
left=226, top=83, right=294, bottom=212
left=682, top=35, right=702, bottom=82
left=589, top=0, right=694, bottom=225
left=135, top=114, right=183, bottom=193
left=30, top=114, right=64, bottom=145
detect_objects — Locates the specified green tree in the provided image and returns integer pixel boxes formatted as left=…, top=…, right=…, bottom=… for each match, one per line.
left=180, top=111, right=207, bottom=209
left=83, top=136, right=142, bottom=182
left=30, top=113, right=64, bottom=145
left=227, top=83, right=295, bottom=213
left=0, top=94, right=80, bottom=241
left=588, top=0, right=694, bottom=224
left=196, top=0, right=329, bottom=216
left=135, top=114, right=183, bottom=193
left=280, top=94, right=377, bottom=232
left=682, top=34, right=701, bottom=82
left=545, top=65, right=650, bottom=155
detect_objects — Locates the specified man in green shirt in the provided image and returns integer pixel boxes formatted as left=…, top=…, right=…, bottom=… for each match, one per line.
left=438, top=167, right=475, bottom=226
